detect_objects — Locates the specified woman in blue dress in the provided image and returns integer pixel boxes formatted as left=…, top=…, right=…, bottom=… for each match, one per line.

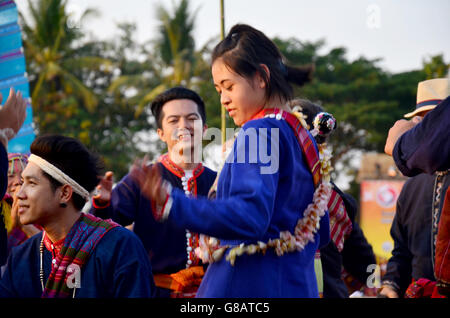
left=132, top=24, right=331, bottom=298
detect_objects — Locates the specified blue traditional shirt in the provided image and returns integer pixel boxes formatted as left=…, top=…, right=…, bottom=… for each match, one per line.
left=393, top=96, right=450, bottom=177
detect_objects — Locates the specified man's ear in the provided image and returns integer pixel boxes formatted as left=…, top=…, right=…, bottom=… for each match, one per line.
left=59, top=184, right=73, bottom=205
left=157, top=128, right=166, bottom=143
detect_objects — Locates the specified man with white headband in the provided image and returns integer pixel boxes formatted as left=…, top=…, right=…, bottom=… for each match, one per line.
left=0, top=135, right=154, bottom=298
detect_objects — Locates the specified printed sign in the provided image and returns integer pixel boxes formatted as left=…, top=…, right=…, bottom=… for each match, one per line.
left=359, top=180, right=405, bottom=259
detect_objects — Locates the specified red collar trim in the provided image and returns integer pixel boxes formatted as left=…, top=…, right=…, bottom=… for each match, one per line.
left=158, top=153, right=204, bottom=179
left=43, top=231, right=65, bottom=256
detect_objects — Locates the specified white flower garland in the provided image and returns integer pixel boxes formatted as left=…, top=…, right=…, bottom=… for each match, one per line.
left=195, top=111, right=333, bottom=266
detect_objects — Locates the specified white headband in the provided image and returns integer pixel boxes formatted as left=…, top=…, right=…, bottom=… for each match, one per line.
left=28, top=154, right=90, bottom=201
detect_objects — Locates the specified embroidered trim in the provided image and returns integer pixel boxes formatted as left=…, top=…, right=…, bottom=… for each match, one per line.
left=431, top=170, right=449, bottom=275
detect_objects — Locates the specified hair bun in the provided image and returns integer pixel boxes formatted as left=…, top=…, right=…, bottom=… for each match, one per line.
left=312, top=112, right=337, bottom=137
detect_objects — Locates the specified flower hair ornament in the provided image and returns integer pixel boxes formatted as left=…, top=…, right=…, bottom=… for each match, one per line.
left=195, top=109, right=334, bottom=266
left=310, top=112, right=337, bottom=138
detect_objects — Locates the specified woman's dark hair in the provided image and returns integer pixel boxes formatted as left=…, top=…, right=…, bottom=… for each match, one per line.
left=212, top=24, right=314, bottom=105
left=151, top=86, right=207, bottom=129
left=30, top=135, right=104, bottom=210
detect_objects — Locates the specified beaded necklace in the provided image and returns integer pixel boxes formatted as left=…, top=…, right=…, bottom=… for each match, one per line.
left=39, top=234, right=77, bottom=298
left=159, top=154, right=203, bottom=268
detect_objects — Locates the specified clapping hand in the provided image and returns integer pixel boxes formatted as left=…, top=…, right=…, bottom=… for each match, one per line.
left=93, top=171, right=114, bottom=206
left=129, top=155, right=167, bottom=207
left=0, top=88, right=27, bottom=147
left=384, top=117, right=421, bottom=156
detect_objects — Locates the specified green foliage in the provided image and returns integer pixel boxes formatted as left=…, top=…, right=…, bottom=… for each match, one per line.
left=19, top=0, right=447, bottom=183
left=422, top=54, right=449, bottom=79
left=20, top=2, right=150, bottom=179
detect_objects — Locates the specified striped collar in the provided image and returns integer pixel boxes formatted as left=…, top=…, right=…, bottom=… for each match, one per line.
left=158, top=153, right=204, bottom=179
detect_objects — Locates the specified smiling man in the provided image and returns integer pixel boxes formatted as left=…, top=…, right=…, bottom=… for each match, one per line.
left=0, top=135, right=154, bottom=298
left=91, top=86, right=217, bottom=297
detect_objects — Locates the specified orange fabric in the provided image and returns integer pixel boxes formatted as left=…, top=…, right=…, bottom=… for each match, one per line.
left=154, top=266, right=205, bottom=293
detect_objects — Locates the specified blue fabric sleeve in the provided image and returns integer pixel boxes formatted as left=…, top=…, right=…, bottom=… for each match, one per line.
left=393, top=96, right=450, bottom=176
left=98, top=227, right=154, bottom=298
left=169, top=170, right=277, bottom=241
left=90, top=174, right=139, bottom=226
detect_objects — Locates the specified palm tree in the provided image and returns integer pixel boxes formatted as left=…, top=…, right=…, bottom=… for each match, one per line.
left=155, top=0, right=197, bottom=84
left=19, top=0, right=110, bottom=133
left=109, top=0, right=207, bottom=116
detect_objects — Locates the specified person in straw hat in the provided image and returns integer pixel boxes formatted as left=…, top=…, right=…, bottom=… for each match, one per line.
left=379, top=78, right=449, bottom=298
left=385, top=78, right=449, bottom=175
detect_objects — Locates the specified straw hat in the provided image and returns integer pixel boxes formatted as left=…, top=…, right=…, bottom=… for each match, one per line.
left=404, top=78, right=450, bottom=118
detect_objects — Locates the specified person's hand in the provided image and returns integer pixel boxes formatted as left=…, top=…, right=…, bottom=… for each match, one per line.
left=384, top=117, right=421, bottom=156
left=93, top=171, right=114, bottom=206
left=129, top=156, right=167, bottom=207
left=378, top=285, right=399, bottom=298
left=0, top=88, right=27, bottom=147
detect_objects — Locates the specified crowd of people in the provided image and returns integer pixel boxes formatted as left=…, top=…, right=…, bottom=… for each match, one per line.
left=0, top=23, right=448, bottom=299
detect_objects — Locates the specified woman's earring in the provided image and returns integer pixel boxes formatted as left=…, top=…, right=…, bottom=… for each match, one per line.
left=60, top=202, right=67, bottom=208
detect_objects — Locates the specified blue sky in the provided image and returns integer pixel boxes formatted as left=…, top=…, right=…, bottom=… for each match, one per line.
left=17, top=0, right=450, bottom=73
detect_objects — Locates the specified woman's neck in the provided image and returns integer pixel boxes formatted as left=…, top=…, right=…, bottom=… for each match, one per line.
left=263, top=97, right=290, bottom=112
